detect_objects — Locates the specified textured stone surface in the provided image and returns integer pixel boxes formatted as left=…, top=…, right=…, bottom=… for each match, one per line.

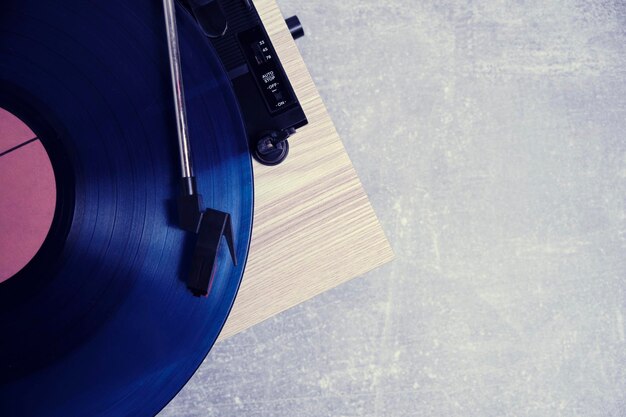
left=160, top=1, right=626, bottom=416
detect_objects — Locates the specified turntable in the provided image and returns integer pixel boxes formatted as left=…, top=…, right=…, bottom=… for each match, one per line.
left=0, top=0, right=392, bottom=415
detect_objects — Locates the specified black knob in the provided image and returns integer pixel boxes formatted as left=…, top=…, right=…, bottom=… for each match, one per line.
left=285, top=15, right=304, bottom=40
left=253, top=129, right=294, bottom=165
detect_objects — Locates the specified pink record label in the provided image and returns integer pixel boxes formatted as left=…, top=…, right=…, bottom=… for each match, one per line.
left=0, top=108, right=56, bottom=282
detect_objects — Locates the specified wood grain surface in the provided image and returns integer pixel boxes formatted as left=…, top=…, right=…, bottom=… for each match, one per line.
left=218, top=0, right=393, bottom=340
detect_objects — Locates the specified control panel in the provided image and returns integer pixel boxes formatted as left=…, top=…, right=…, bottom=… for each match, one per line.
left=178, top=0, right=308, bottom=165
left=239, top=26, right=296, bottom=114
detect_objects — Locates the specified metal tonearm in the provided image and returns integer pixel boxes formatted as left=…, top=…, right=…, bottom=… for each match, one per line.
left=162, top=0, right=236, bottom=297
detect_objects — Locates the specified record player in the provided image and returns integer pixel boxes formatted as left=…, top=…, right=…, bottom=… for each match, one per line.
left=0, top=0, right=393, bottom=415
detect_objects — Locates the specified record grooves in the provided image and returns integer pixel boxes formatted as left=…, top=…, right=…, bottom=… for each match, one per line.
left=0, top=1, right=253, bottom=416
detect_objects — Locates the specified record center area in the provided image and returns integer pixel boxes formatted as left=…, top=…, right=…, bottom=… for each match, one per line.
left=0, top=108, right=56, bottom=282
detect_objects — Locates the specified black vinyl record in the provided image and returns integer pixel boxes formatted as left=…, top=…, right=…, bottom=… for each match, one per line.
left=0, top=1, right=253, bottom=415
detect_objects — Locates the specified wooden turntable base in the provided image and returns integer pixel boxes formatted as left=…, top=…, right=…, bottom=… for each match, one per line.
left=219, top=0, right=394, bottom=340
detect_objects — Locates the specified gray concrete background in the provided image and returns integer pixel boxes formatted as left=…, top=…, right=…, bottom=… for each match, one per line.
left=160, top=1, right=626, bottom=416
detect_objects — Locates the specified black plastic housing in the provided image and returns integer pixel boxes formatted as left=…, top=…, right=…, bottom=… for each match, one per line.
left=178, top=0, right=308, bottom=161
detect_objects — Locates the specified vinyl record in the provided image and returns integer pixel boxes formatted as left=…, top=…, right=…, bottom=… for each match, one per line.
left=0, top=1, right=253, bottom=415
